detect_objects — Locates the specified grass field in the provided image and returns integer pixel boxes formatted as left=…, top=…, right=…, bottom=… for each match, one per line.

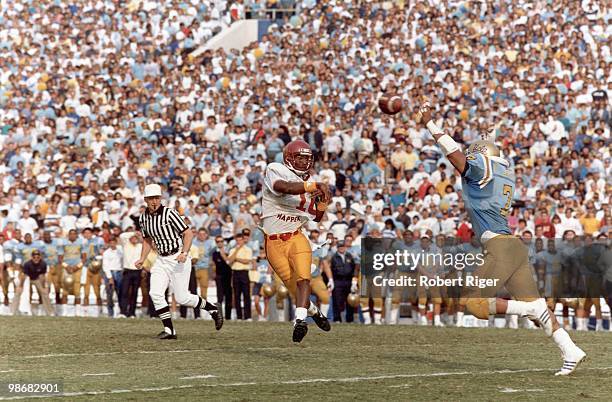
left=0, top=316, right=611, bottom=401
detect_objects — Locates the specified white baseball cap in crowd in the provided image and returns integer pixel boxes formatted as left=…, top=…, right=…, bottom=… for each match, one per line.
left=144, top=184, right=162, bottom=198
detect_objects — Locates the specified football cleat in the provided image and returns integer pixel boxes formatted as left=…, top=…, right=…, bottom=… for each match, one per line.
left=555, top=347, right=586, bottom=376
left=312, top=310, right=331, bottom=332
left=292, top=319, right=308, bottom=343
left=210, top=303, right=224, bottom=331
left=157, top=331, right=177, bottom=340
left=525, top=299, right=553, bottom=337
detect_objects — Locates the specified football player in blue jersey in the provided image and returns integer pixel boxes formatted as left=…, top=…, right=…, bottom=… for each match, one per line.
left=418, top=101, right=585, bottom=376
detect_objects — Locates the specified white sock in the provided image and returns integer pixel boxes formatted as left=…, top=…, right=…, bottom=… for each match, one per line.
left=362, top=308, right=371, bottom=324
left=307, top=301, right=318, bottom=316
left=295, top=307, right=307, bottom=321
left=391, top=307, right=399, bottom=324
left=434, top=314, right=441, bottom=325
left=374, top=310, right=382, bottom=324
left=578, top=317, right=587, bottom=331
left=507, top=314, right=518, bottom=329
left=506, top=300, right=528, bottom=315
left=456, top=312, right=464, bottom=323
left=552, top=328, right=575, bottom=355
left=596, top=319, right=602, bottom=329
left=320, top=304, right=329, bottom=316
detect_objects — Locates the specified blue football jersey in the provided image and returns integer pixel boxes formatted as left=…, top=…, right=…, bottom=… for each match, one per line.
left=461, top=153, right=514, bottom=239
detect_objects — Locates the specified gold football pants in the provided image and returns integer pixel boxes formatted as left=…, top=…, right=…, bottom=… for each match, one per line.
left=47, top=265, right=62, bottom=295
left=311, top=275, right=329, bottom=304
left=196, top=269, right=209, bottom=299
left=84, top=271, right=102, bottom=303
left=460, top=236, right=539, bottom=318
left=265, top=232, right=312, bottom=300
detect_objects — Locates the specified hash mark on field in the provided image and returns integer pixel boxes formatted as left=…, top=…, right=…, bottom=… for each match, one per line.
left=179, top=374, right=217, bottom=380
left=1, top=367, right=612, bottom=400
left=499, top=387, right=544, bottom=393
left=82, top=373, right=115, bottom=377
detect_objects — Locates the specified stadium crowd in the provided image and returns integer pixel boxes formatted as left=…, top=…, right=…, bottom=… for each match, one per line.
left=0, top=0, right=610, bottom=327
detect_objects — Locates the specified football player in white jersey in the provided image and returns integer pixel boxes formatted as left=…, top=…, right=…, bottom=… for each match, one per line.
left=262, top=139, right=332, bottom=342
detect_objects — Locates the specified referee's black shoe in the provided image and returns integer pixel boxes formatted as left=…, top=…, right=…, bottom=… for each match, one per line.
left=292, top=319, right=308, bottom=343
left=210, top=303, right=223, bottom=331
left=157, top=331, right=177, bottom=340
left=312, top=310, right=331, bottom=332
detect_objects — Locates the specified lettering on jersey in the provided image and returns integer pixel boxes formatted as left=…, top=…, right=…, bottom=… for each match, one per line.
left=276, top=213, right=301, bottom=223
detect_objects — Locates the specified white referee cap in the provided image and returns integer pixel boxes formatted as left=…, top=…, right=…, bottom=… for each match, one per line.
left=144, top=184, right=162, bottom=198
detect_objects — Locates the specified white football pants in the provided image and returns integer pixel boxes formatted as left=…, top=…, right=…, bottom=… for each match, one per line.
left=149, top=252, right=199, bottom=310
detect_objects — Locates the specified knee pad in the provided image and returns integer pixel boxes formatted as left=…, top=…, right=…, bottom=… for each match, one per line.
left=464, top=298, right=492, bottom=320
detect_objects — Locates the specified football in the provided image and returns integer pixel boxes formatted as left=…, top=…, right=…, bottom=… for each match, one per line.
left=378, top=94, right=403, bottom=115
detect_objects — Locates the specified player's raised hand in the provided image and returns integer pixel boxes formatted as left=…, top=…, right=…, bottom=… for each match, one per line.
left=416, top=100, right=433, bottom=124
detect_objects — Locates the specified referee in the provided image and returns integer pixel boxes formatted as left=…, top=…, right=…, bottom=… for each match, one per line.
left=135, top=184, right=223, bottom=339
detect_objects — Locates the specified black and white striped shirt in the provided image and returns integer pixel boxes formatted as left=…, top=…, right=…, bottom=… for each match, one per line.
left=139, top=206, right=189, bottom=256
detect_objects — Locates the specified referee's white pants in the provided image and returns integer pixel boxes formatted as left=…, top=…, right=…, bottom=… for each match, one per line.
left=149, top=252, right=199, bottom=310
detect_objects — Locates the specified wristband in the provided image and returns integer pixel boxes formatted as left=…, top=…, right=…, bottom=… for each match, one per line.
left=426, top=120, right=443, bottom=136
left=304, top=182, right=317, bottom=193
left=316, top=201, right=328, bottom=212
left=437, top=134, right=460, bottom=156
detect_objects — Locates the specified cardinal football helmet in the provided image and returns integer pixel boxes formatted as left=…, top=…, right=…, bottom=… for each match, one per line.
left=283, top=139, right=314, bottom=178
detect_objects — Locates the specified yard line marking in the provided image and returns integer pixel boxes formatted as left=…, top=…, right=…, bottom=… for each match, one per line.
left=17, top=349, right=214, bottom=359
left=388, top=366, right=612, bottom=388
left=499, top=388, right=544, bottom=393
left=10, top=342, right=586, bottom=360
left=1, top=366, right=612, bottom=400
left=179, top=375, right=217, bottom=380
left=0, top=370, right=29, bottom=374
left=82, top=373, right=115, bottom=377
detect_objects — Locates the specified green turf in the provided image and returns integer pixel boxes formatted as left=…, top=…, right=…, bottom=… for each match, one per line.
left=0, top=316, right=610, bottom=401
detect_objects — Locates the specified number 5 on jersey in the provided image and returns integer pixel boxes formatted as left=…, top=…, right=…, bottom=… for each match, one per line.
left=500, top=184, right=513, bottom=217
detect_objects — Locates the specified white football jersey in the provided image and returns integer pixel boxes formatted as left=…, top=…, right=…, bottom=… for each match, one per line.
left=262, top=162, right=318, bottom=235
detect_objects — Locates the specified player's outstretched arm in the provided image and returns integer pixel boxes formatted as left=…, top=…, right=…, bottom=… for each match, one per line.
left=417, top=102, right=467, bottom=173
